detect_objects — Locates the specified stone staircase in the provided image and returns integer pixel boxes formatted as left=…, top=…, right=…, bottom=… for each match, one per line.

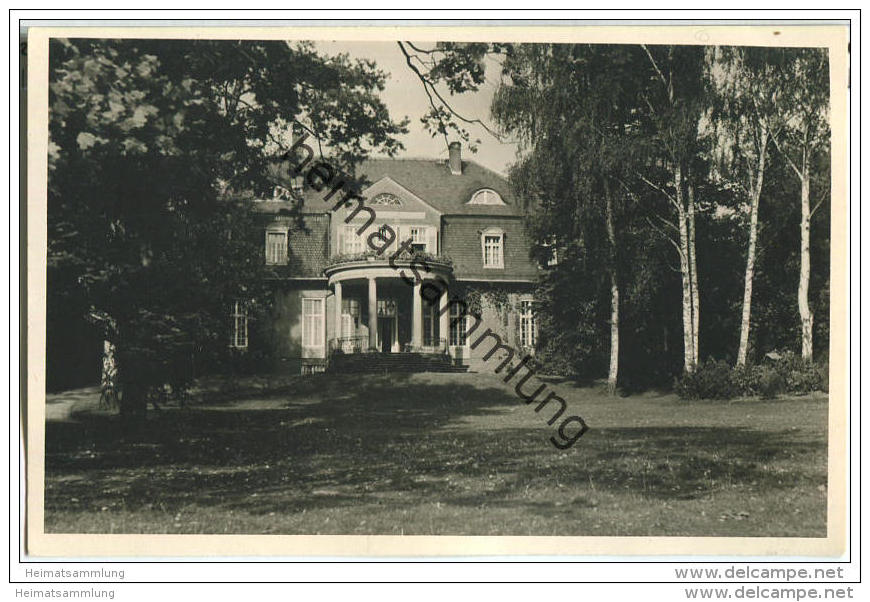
left=328, top=352, right=468, bottom=374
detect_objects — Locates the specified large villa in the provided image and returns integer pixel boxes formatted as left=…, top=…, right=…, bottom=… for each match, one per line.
left=241, top=142, right=542, bottom=374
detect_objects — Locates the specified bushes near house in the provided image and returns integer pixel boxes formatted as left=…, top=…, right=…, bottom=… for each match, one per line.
left=675, top=359, right=737, bottom=400
left=676, top=352, right=827, bottom=400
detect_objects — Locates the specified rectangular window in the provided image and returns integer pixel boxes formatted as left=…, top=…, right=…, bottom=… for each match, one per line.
left=483, top=234, right=503, bottom=268
left=410, top=226, right=428, bottom=253
left=544, top=237, right=559, bottom=267
left=342, top=298, right=361, bottom=330
left=340, top=314, right=355, bottom=339
left=230, top=302, right=248, bottom=349
left=519, top=300, right=537, bottom=349
left=449, top=303, right=468, bottom=347
left=423, top=302, right=437, bottom=346
left=266, top=231, right=287, bottom=264
left=547, top=247, right=559, bottom=267
left=302, top=298, right=325, bottom=349
left=377, top=298, right=397, bottom=317
left=375, top=223, right=400, bottom=255
left=342, top=225, right=365, bottom=254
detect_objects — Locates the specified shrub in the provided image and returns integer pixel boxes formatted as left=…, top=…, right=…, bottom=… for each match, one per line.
left=731, top=364, right=759, bottom=397
left=675, top=352, right=827, bottom=400
left=770, top=351, right=826, bottom=395
left=815, top=351, right=830, bottom=393
left=755, top=365, right=786, bottom=399
left=675, top=359, right=737, bottom=400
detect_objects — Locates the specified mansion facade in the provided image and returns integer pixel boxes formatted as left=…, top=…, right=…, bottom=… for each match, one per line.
left=241, top=142, right=540, bottom=374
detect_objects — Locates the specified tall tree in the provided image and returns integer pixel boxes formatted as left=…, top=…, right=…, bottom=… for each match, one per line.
left=711, top=47, right=790, bottom=367
left=406, top=42, right=709, bottom=384
left=491, top=44, right=652, bottom=393
left=636, top=44, right=707, bottom=373
left=48, top=38, right=407, bottom=419
left=769, top=49, right=831, bottom=360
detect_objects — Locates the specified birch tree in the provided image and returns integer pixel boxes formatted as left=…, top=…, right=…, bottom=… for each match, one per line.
left=637, top=44, right=706, bottom=374
left=603, top=178, right=620, bottom=393
left=769, top=49, right=830, bottom=360
left=489, top=44, right=644, bottom=393
left=711, top=47, right=786, bottom=367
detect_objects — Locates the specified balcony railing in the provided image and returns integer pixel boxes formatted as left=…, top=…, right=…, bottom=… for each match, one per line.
left=329, top=335, right=370, bottom=355
left=329, top=336, right=449, bottom=355
left=411, top=338, right=449, bottom=354
left=325, top=249, right=453, bottom=270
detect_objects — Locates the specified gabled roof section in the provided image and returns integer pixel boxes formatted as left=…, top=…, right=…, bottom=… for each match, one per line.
left=250, top=156, right=525, bottom=217
left=356, top=158, right=523, bottom=216
left=360, top=175, right=443, bottom=215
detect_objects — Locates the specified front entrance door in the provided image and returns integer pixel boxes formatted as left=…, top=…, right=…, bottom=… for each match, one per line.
left=376, top=297, right=397, bottom=353
left=378, top=317, right=393, bottom=353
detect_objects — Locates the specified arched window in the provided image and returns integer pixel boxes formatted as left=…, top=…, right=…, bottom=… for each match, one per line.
left=370, top=192, right=403, bottom=207
left=468, top=189, right=505, bottom=205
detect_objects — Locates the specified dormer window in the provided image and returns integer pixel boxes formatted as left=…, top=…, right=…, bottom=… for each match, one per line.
left=481, top=227, right=504, bottom=269
left=469, top=189, right=506, bottom=206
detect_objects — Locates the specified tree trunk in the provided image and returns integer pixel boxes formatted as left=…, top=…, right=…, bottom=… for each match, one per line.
left=114, top=340, right=148, bottom=425
left=688, top=182, right=700, bottom=366
left=119, top=381, right=147, bottom=424
left=798, top=152, right=813, bottom=360
left=736, top=128, right=768, bottom=367
left=604, top=180, right=619, bottom=395
left=101, top=340, right=116, bottom=389
left=674, top=164, right=695, bottom=374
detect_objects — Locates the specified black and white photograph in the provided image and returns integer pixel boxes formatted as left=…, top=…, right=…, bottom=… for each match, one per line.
left=24, top=22, right=849, bottom=559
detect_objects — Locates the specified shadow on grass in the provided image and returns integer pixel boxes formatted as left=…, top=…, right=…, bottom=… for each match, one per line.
left=44, top=373, right=827, bottom=529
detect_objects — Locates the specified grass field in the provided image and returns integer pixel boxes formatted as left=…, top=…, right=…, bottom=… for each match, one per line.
left=44, top=372, right=828, bottom=536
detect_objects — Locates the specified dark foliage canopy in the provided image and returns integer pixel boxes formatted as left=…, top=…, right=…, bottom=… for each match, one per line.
left=47, top=38, right=407, bottom=408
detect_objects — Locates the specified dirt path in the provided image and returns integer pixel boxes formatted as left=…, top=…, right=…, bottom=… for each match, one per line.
left=45, top=386, right=101, bottom=421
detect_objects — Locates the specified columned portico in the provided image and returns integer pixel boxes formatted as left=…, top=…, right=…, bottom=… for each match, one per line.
left=411, top=280, right=423, bottom=349
left=334, top=281, right=343, bottom=339
left=325, top=257, right=454, bottom=355
left=368, top=276, right=378, bottom=350
left=439, top=284, right=450, bottom=347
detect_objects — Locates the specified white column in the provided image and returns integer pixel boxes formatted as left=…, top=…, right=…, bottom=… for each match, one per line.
left=368, top=277, right=378, bottom=350
left=333, top=281, right=343, bottom=345
left=439, top=283, right=450, bottom=352
left=412, top=280, right=423, bottom=349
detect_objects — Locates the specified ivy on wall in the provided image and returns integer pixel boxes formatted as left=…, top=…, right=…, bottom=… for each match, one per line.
left=460, top=284, right=517, bottom=330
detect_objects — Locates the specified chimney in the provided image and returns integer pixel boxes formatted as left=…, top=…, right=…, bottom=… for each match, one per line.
left=448, top=141, right=462, bottom=175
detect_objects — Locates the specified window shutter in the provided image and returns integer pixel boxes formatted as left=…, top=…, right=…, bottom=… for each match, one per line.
left=428, top=227, right=437, bottom=254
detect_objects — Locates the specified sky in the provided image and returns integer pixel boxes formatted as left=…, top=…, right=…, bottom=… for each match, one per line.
left=314, top=41, right=519, bottom=176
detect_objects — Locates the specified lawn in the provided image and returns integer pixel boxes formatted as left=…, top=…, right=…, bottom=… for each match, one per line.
left=43, top=372, right=828, bottom=536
